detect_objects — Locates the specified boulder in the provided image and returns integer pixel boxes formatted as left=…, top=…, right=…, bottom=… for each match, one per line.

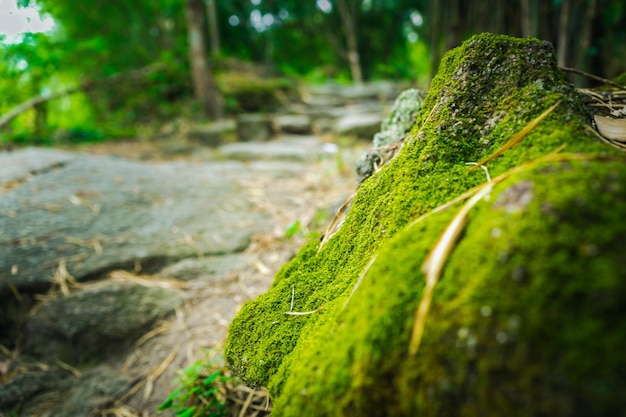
left=220, top=135, right=333, bottom=161
left=187, top=119, right=236, bottom=147
left=0, top=368, right=71, bottom=413
left=23, top=280, right=182, bottom=363
left=0, top=151, right=268, bottom=340
left=2, top=365, right=132, bottom=417
left=334, top=113, right=383, bottom=140
left=226, top=33, right=626, bottom=416
left=237, top=113, right=272, bottom=142
left=0, top=147, right=76, bottom=185
left=273, top=114, right=312, bottom=135
left=356, top=88, right=425, bottom=182
left=158, top=254, right=254, bottom=282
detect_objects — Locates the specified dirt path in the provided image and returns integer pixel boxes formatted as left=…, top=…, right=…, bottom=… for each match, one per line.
left=73, top=139, right=364, bottom=416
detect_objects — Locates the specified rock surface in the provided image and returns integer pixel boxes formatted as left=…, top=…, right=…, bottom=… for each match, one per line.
left=333, top=113, right=384, bottom=139
left=226, top=33, right=626, bottom=417
left=0, top=152, right=266, bottom=298
left=23, top=280, right=183, bottom=362
left=356, top=88, right=425, bottom=182
left=237, top=113, right=272, bottom=142
left=187, top=119, right=236, bottom=147
left=273, top=114, right=312, bottom=134
left=219, top=135, right=334, bottom=161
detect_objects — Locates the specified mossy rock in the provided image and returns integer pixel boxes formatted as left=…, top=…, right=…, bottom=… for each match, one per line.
left=226, top=33, right=626, bottom=416
left=216, top=72, right=293, bottom=112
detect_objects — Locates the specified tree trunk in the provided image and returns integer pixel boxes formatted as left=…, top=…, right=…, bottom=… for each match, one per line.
left=445, top=0, right=461, bottom=52
left=574, top=0, right=597, bottom=78
left=205, top=0, right=220, bottom=56
left=428, top=0, right=443, bottom=77
left=520, top=0, right=539, bottom=37
left=185, top=0, right=222, bottom=119
left=336, top=0, right=363, bottom=84
left=557, top=0, right=573, bottom=67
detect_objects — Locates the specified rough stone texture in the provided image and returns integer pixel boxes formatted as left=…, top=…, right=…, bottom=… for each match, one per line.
left=226, top=34, right=626, bottom=417
left=158, top=254, right=254, bottom=282
left=21, top=366, right=129, bottom=417
left=0, top=147, right=76, bottom=185
left=372, top=88, right=425, bottom=148
left=356, top=88, right=425, bottom=182
left=0, top=153, right=265, bottom=296
left=0, top=368, right=71, bottom=412
left=51, top=366, right=130, bottom=417
left=187, top=119, right=236, bottom=147
left=23, top=280, right=182, bottom=362
left=0, top=365, right=130, bottom=416
left=237, top=113, right=272, bottom=142
left=333, top=113, right=383, bottom=139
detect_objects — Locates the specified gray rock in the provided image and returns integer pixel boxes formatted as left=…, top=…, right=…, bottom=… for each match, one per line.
left=158, top=254, right=253, bottom=282
left=0, top=368, right=71, bottom=412
left=334, top=113, right=383, bottom=139
left=0, top=152, right=268, bottom=323
left=0, top=147, right=76, bottom=185
left=187, top=119, right=236, bottom=147
left=237, top=113, right=272, bottom=142
left=1, top=365, right=130, bottom=416
left=273, top=114, right=312, bottom=134
left=305, top=82, right=400, bottom=104
left=338, top=84, right=385, bottom=101
left=220, top=135, right=332, bottom=161
left=52, top=366, right=130, bottom=417
left=23, top=280, right=182, bottom=362
left=356, top=88, right=425, bottom=182
left=372, top=88, right=424, bottom=148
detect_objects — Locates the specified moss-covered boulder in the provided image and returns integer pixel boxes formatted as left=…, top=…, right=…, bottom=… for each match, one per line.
left=226, top=33, right=626, bottom=416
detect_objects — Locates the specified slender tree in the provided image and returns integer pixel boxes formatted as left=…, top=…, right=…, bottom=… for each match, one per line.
left=336, top=0, right=363, bottom=84
left=185, top=0, right=222, bottom=119
left=206, top=0, right=221, bottom=56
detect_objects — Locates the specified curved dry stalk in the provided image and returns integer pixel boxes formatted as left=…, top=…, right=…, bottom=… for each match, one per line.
left=317, top=193, right=355, bottom=254
left=409, top=182, right=493, bottom=355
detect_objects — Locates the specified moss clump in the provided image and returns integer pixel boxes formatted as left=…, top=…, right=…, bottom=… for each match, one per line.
left=216, top=72, right=293, bottom=112
left=226, top=33, right=626, bottom=416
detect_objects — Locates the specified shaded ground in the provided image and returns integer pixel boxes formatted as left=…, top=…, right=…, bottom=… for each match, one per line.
left=0, top=135, right=365, bottom=417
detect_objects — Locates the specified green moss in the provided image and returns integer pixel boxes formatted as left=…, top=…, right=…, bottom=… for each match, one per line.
left=277, top=160, right=626, bottom=416
left=226, top=33, right=626, bottom=416
left=216, top=73, right=293, bottom=112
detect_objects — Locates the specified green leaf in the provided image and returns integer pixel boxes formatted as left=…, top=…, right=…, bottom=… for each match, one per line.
left=175, top=407, right=196, bottom=417
left=284, top=220, right=301, bottom=238
left=202, top=370, right=223, bottom=386
left=158, top=387, right=184, bottom=411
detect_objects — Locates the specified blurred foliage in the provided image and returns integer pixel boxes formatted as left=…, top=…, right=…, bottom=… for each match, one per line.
left=0, top=0, right=624, bottom=145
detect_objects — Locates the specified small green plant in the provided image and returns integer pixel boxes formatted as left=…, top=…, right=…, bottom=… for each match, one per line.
left=283, top=220, right=302, bottom=239
left=158, top=354, right=233, bottom=417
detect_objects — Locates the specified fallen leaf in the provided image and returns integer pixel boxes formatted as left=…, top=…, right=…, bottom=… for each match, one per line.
left=594, top=115, right=626, bottom=142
